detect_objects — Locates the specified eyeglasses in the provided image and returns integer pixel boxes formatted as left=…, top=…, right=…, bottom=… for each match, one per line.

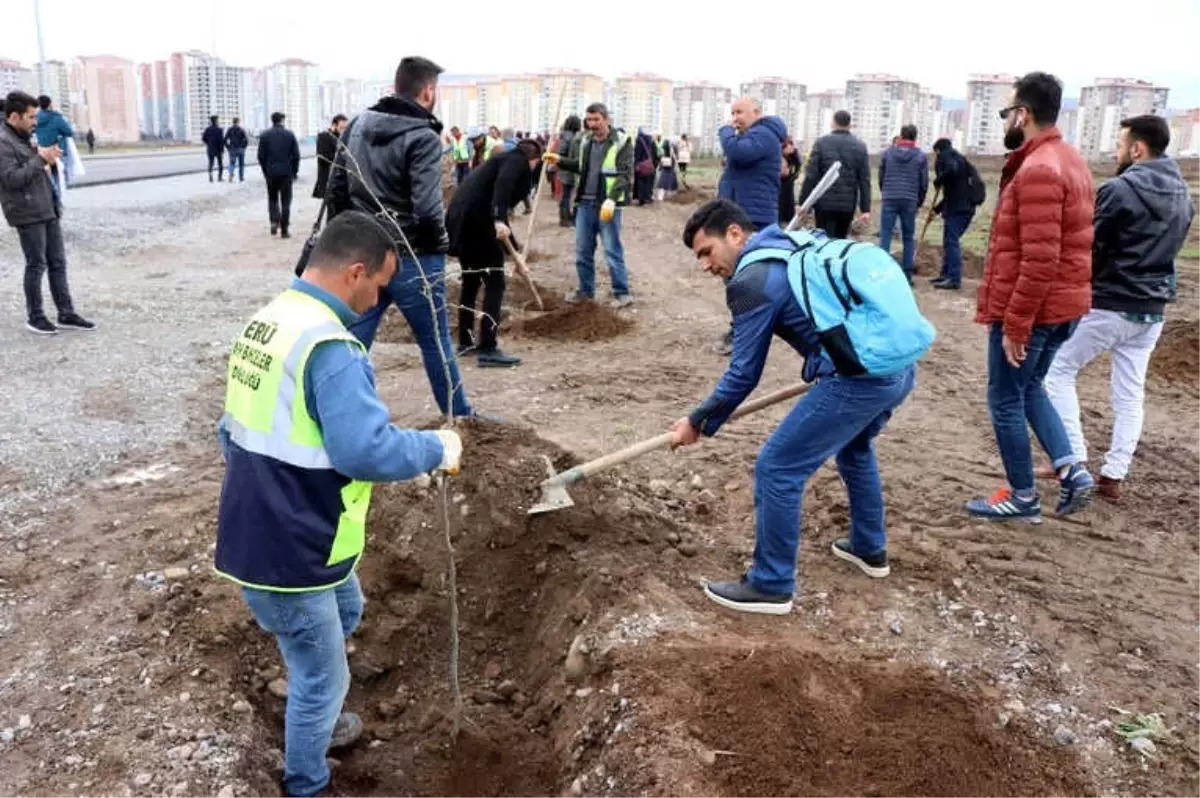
left=998, top=105, right=1025, bottom=121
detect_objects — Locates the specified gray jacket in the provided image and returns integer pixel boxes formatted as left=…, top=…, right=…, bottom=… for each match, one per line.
left=556, top=131, right=580, bottom=187
left=328, top=94, right=448, bottom=254
left=0, top=122, right=58, bottom=228
left=557, top=128, right=634, bottom=207
left=799, top=129, right=871, bottom=215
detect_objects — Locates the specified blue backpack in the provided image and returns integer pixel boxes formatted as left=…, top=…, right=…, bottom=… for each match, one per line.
left=737, top=231, right=935, bottom=376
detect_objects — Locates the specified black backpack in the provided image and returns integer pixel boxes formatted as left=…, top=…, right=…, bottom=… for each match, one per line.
left=965, top=158, right=986, bottom=206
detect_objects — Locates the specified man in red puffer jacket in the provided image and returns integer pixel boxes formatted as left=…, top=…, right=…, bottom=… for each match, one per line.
left=965, top=71, right=1096, bottom=524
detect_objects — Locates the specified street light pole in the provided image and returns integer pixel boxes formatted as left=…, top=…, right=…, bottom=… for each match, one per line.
left=34, top=0, right=47, bottom=93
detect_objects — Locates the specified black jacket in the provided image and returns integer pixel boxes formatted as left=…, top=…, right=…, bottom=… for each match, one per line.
left=257, top=123, right=300, bottom=180
left=328, top=95, right=448, bottom=254
left=224, top=125, right=248, bottom=151
left=1092, top=156, right=1195, bottom=316
left=0, top=122, right=58, bottom=228
left=313, top=129, right=339, bottom=199
left=799, top=129, right=870, bottom=214
left=202, top=124, right=224, bottom=155
left=446, top=149, right=533, bottom=265
left=933, top=146, right=974, bottom=216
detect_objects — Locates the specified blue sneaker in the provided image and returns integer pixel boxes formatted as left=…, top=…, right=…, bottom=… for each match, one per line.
left=965, top=488, right=1043, bottom=524
left=1054, top=464, right=1095, bottom=517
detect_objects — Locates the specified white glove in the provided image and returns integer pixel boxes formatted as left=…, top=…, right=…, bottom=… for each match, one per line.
left=432, top=430, right=462, bottom=476
left=600, top=198, right=616, bottom=222
left=494, top=221, right=511, bottom=240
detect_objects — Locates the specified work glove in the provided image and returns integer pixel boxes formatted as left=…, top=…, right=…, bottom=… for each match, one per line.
left=431, top=430, right=463, bottom=476
left=542, top=152, right=560, bottom=165
left=599, top=198, right=616, bottom=223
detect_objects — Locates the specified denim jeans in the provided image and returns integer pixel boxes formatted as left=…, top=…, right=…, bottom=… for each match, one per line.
left=574, top=200, right=629, bottom=298
left=242, top=573, right=364, bottom=797
left=747, top=366, right=916, bottom=595
left=228, top=148, right=246, bottom=182
left=559, top=185, right=574, bottom=221
left=987, top=322, right=1081, bottom=493
left=17, top=218, right=74, bottom=322
left=349, top=253, right=472, bottom=417
left=879, top=198, right=917, bottom=279
left=941, top=211, right=974, bottom=282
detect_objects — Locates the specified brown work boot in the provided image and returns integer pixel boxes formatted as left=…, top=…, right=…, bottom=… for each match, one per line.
left=1097, top=476, right=1122, bottom=502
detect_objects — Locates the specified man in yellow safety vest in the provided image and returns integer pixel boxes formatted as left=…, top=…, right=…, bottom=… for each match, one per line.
left=214, top=210, right=463, bottom=797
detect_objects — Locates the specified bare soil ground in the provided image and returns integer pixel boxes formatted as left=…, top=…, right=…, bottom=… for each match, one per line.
left=0, top=177, right=1196, bottom=797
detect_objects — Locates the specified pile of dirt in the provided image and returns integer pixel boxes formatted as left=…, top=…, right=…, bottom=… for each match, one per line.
left=621, top=645, right=1093, bottom=797
left=508, top=301, right=635, bottom=342
left=667, top=186, right=714, bottom=205
left=914, top=244, right=987, bottom=279
left=507, top=276, right=565, bottom=312
left=1150, top=318, right=1199, bottom=389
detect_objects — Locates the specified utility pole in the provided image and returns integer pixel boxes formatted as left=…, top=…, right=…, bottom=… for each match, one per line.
left=34, top=0, right=47, bottom=93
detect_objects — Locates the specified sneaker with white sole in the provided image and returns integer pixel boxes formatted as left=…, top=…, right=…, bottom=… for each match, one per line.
left=703, top=577, right=793, bottom=615
left=965, top=488, right=1043, bottom=524
left=26, top=317, right=58, bottom=335
left=57, top=312, right=96, bottom=331
left=1054, top=464, right=1095, bottom=516
left=610, top=294, right=633, bottom=308
left=565, top=290, right=593, bottom=304
left=830, top=538, right=890, bottom=578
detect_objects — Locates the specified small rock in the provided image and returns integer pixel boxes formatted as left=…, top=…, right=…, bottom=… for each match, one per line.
left=18, top=715, right=31, bottom=729
left=1002, top=698, right=1026, bottom=715
left=267, top=678, right=289, bottom=699
left=163, top=567, right=190, bottom=580
left=133, top=773, right=153, bottom=787
left=135, top=728, right=153, bottom=740
left=169, top=743, right=196, bottom=760
left=1130, top=737, right=1157, bottom=757
left=996, top=711, right=1011, bottom=728
left=665, top=531, right=680, bottom=545
left=568, top=776, right=584, bottom=797
left=563, top=635, right=589, bottom=684
left=889, top=620, right=903, bottom=636
left=92, top=703, right=106, bottom=715
left=170, top=782, right=189, bottom=797
left=676, top=541, right=699, bottom=557
left=179, top=692, right=191, bottom=703
left=1053, top=725, right=1078, bottom=746
left=497, top=680, right=519, bottom=700
left=217, top=785, right=236, bottom=798
left=574, top=688, right=594, bottom=698
left=0, top=728, right=14, bottom=744
left=15, top=541, right=27, bottom=553
left=484, top=661, right=503, bottom=680
left=697, top=748, right=717, bottom=766
left=723, top=480, right=740, bottom=493
left=690, top=474, right=703, bottom=489
left=231, top=700, right=253, bottom=714
left=648, top=479, right=671, bottom=497
left=534, top=561, right=548, bottom=576
left=952, top=578, right=964, bottom=590
left=1045, top=702, right=1063, bottom=714
left=63, top=754, right=84, bottom=766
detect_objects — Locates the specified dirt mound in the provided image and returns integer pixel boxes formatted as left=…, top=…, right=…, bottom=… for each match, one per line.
left=508, top=300, right=634, bottom=342
left=507, top=276, right=565, bottom=312
left=914, top=244, right=986, bottom=279
left=1150, top=318, right=1199, bottom=389
left=624, top=645, right=1092, bottom=797
left=667, top=186, right=715, bottom=205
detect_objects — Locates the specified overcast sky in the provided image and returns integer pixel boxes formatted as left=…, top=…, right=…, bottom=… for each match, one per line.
left=6, top=0, right=1199, bottom=105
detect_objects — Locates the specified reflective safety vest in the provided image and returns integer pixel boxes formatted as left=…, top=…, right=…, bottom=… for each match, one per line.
left=214, top=288, right=373, bottom=592
left=483, top=136, right=504, bottom=160
left=577, top=131, right=630, bottom=205
left=451, top=136, right=472, bottom=162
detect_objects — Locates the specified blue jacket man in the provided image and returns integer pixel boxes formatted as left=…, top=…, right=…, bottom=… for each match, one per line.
left=216, top=211, right=461, bottom=798
left=878, top=124, right=928, bottom=282
left=35, top=97, right=73, bottom=150
left=670, top=199, right=916, bottom=615
left=717, top=98, right=787, bottom=228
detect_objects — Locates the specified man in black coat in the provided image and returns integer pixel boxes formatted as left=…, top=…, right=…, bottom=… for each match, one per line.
left=224, top=117, right=249, bottom=182
left=313, top=114, right=347, bottom=199
left=798, top=110, right=871, bottom=238
left=202, top=115, right=224, bottom=182
left=447, top=140, right=543, bottom=367
left=929, top=138, right=978, bottom=289
left=257, top=111, right=301, bottom=237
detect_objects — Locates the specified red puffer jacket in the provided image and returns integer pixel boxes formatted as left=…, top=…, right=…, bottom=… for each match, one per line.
left=975, top=127, right=1094, bottom=344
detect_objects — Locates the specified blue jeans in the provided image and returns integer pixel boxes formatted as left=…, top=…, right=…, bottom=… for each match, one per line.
left=574, top=200, right=629, bottom=298
left=987, top=322, right=1081, bottom=493
left=242, top=573, right=364, bottom=797
left=228, top=148, right=246, bottom=181
left=941, top=211, right=973, bottom=282
left=747, top=367, right=916, bottom=595
left=879, top=198, right=918, bottom=279
left=349, top=253, right=472, bottom=418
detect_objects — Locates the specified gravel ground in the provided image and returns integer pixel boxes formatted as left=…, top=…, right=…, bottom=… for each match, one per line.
left=0, top=163, right=325, bottom=523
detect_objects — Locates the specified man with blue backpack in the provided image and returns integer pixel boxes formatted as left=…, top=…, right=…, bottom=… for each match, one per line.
left=668, top=198, right=934, bottom=615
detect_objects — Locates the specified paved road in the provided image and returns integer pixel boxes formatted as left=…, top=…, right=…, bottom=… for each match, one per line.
left=73, top=144, right=316, bottom=187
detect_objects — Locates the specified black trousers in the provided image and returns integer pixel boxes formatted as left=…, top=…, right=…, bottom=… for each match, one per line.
left=17, top=218, right=74, bottom=322
left=267, top=176, right=294, bottom=233
left=815, top=210, right=854, bottom=239
left=458, top=264, right=506, bottom=352
left=207, top=152, right=224, bottom=180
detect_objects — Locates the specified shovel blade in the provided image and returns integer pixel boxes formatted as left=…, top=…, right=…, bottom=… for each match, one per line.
left=527, top=455, right=574, bottom=515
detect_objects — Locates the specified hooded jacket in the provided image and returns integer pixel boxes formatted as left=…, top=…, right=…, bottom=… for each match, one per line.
left=327, top=94, right=448, bottom=254
left=717, top=116, right=788, bottom=227
left=35, top=108, right=74, bottom=149
left=879, top=141, right=928, bottom=206
left=933, top=145, right=974, bottom=216
left=1091, top=156, right=1195, bottom=316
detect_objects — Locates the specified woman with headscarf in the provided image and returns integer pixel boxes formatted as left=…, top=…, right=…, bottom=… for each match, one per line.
left=656, top=136, right=678, bottom=200
left=778, top=136, right=803, bottom=225
left=555, top=115, right=583, bottom=227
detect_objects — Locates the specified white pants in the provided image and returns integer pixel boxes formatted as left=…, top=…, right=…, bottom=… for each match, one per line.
left=1044, top=308, right=1163, bottom=480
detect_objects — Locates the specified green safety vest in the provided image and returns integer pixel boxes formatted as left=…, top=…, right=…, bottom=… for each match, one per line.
left=452, top=136, right=472, bottom=162
left=216, top=288, right=373, bottom=592
left=578, top=131, right=630, bottom=204
left=484, top=136, right=503, bottom=160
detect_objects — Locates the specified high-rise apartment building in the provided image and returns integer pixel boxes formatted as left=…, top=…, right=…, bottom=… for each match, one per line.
left=536, top=69, right=605, bottom=132
left=139, top=51, right=257, bottom=141
left=0, top=58, right=33, bottom=95
left=741, top=77, right=806, bottom=143
left=36, top=60, right=72, bottom=119
left=965, top=73, right=1017, bottom=156
left=845, top=74, right=923, bottom=152
left=672, top=82, right=731, bottom=156
left=612, top=73, right=673, bottom=134
left=265, top=59, right=321, bottom=139
left=1078, top=78, right=1170, bottom=157
left=70, top=55, right=139, bottom=143
left=803, top=90, right=845, bottom=149
left=1167, top=109, right=1199, bottom=157
left=437, top=81, right=480, bottom=130
left=917, top=89, right=942, bottom=144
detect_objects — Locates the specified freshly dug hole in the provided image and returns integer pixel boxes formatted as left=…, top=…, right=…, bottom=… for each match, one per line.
left=914, top=245, right=986, bottom=279
left=1150, top=318, right=1199, bottom=390
left=508, top=301, right=635, bottom=342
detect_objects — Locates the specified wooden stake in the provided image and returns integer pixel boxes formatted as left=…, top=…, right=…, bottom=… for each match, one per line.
left=504, top=237, right=544, bottom=310
left=522, top=84, right=569, bottom=258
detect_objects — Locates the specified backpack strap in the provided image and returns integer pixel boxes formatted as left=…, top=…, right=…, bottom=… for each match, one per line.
left=734, top=247, right=794, bottom=276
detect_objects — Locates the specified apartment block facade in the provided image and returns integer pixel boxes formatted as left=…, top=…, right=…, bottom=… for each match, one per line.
left=1078, top=78, right=1170, bottom=157
left=845, top=74, right=923, bottom=152
left=803, top=90, right=845, bottom=149
left=612, top=73, right=673, bottom=135
left=741, top=77, right=806, bottom=143
left=964, top=73, right=1017, bottom=155
left=70, top=55, right=139, bottom=143
left=672, top=82, right=731, bottom=156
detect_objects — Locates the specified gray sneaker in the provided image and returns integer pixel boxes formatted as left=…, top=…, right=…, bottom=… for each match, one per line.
left=328, top=712, right=363, bottom=750
left=703, top=577, right=793, bottom=615
left=610, top=294, right=633, bottom=308
left=565, top=290, right=594, bottom=304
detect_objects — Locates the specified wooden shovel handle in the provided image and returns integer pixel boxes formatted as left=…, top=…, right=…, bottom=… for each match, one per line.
left=503, top=237, right=544, bottom=310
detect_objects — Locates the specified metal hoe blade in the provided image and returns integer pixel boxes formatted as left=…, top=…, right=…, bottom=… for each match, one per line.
left=528, top=455, right=575, bottom=515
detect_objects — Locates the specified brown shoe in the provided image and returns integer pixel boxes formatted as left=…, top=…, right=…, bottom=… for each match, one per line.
left=1097, top=476, right=1121, bottom=502
left=1035, top=464, right=1058, bottom=480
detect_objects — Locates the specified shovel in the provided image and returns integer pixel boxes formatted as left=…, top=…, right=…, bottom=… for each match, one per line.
left=528, top=382, right=809, bottom=515
left=785, top=160, right=841, bottom=232
left=504, top=238, right=544, bottom=311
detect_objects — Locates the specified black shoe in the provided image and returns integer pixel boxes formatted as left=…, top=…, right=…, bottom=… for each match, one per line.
left=57, top=312, right=95, bottom=331
left=830, top=538, right=890, bottom=578
left=281, top=230, right=291, bottom=239
left=271, top=224, right=278, bottom=236
left=704, top=576, right=793, bottom=615
left=929, top=275, right=947, bottom=284
left=934, top=280, right=961, bottom=290
left=477, top=348, right=521, bottom=368
left=25, top=317, right=58, bottom=335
